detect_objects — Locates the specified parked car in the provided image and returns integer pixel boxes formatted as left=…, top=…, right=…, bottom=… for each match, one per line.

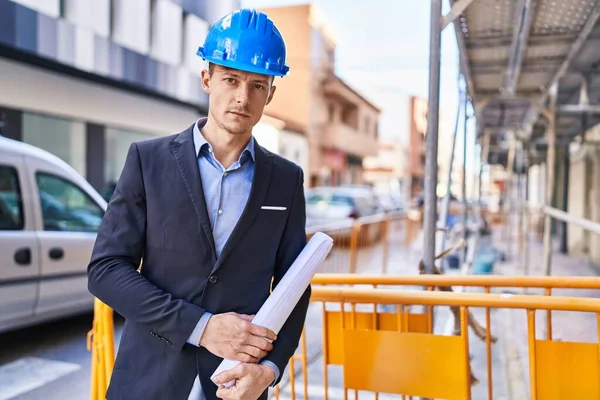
left=0, top=136, right=107, bottom=333
left=305, top=186, right=381, bottom=225
left=305, top=186, right=385, bottom=244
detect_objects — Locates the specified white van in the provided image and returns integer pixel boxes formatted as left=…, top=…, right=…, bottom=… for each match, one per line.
left=0, top=135, right=107, bottom=333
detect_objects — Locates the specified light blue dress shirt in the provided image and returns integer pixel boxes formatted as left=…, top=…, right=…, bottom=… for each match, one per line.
left=186, top=119, right=279, bottom=400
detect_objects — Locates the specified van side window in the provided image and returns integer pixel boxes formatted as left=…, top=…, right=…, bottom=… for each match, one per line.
left=36, top=173, right=103, bottom=232
left=0, top=165, right=24, bottom=230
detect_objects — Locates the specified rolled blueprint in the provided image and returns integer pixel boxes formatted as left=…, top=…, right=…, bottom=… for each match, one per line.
left=211, top=231, right=334, bottom=386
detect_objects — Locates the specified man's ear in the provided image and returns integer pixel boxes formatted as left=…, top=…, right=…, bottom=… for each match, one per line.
left=201, top=69, right=211, bottom=94
left=266, top=85, right=277, bottom=105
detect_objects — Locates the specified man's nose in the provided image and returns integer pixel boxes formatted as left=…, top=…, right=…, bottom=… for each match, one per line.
left=235, top=84, right=251, bottom=105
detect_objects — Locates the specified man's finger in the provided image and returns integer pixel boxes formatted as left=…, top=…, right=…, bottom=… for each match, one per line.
left=213, top=364, right=244, bottom=385
left=240, top=345, right=267, bottom=360
left=247, top=323, right=277, bottom=341
left=235, top=352, right=259, bottom=363
left=245, top=335, right=273, bottom=352
left=216, top=385, right=235, bottom=400
left=237, top=314, right=254, bottom=322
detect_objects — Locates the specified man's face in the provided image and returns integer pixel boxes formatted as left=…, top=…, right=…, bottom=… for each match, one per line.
left=201, top=64, right=276, bottom=135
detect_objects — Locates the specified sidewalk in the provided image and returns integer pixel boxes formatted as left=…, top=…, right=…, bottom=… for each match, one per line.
left=274, top=221, right=600, bottom=400
left=487, top=227, right=600, bottom=399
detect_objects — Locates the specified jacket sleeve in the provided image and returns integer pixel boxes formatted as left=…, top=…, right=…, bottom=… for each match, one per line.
left=262, top=167, right=310, bottom=385
left=87, top=142, right=205, bottom=354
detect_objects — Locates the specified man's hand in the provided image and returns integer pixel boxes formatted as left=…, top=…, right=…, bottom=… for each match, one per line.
left=200, top=312, right=277, bottom=363
left=214, top=363, right=275, bottom=400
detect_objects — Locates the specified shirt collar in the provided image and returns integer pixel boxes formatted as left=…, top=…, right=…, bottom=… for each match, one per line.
left=193, top=117, right=256, bottom=162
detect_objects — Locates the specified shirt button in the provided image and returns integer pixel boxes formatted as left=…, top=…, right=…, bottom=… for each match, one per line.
left=223, top=172, right=228, bottom=177
left=218, top=209, right=223, bottom=215
left=208, top=275, right=218, bottom=284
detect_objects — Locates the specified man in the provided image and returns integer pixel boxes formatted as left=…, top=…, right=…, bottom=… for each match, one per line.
left=88, top=8, right=310, bottom=400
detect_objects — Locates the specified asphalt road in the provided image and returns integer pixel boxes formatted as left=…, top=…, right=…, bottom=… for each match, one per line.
left=0, top=313, right=124, bottom=400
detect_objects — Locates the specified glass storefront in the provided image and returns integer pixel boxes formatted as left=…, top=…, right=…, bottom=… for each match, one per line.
left=103, top=127, right=158, bottom=199
left=4, top=107, right=163, bottom=202
left=22, top=112, right=87, bottom=176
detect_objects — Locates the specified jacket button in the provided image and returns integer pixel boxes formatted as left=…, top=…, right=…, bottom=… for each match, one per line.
left=208, top=275, right=218, bottom=284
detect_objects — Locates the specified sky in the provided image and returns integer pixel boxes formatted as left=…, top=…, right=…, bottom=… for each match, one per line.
left=241, top=0, right=478, bottom=176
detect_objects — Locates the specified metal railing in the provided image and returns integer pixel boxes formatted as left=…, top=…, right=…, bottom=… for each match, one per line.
left=542, top=205, right=600, bottom=275
left=275, top=273, right=600, bottom=400
left=284, top=285, right=600, bottom=400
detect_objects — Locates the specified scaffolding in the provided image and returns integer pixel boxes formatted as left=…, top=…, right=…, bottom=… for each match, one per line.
left=425, top=0, right=600, bottom=276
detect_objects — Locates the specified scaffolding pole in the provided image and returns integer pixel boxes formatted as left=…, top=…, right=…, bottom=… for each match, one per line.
left=524, top=148, right=531, bottom=276
left=517, top=142, right=525, bottom=270
left=461, top=95, right=469, bottom=264
left=543, top=84, right=558, bottom=276
left=423, top=0, right=443, bottom=274
left=439, top=88, right=464, bottom=262
left=505, top=133, right=517, bottom=259
left=560, top=144, right=570, bottom=254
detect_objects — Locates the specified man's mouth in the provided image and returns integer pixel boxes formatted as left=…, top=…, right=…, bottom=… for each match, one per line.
left=228, top=111, right=251, bottom=118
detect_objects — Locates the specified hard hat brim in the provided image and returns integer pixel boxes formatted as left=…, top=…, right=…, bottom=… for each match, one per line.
left=198, top=50, right=289, bottom=78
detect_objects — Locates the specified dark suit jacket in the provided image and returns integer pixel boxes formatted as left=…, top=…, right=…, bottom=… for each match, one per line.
left=87, top=124, right=310, bottom=400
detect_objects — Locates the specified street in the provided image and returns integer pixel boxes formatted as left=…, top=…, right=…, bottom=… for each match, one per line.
left=0, top=313, right=124, bottom=400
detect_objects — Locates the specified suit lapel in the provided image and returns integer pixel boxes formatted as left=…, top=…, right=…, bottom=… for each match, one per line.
left=212, top=143, right=273, bottom=271
left=170, top=126, right=217, bottom=259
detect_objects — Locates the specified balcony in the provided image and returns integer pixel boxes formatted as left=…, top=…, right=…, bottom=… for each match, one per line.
left=323, top=121, right=378, bottom=159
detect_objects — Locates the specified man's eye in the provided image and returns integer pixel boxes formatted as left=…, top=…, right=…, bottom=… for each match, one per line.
left=254, top=84, right=265, bottom=90
left=225, top=78, right=236, bottom=83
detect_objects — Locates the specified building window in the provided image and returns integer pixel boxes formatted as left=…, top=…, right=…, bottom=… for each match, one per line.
left=111, top=0, right=151, bottom=54
left=150, top=0, right=183, bottom=65
left=183, top=12, right=209, bottom=75
left=104, top=127, right=157, bottom=189
left=22, top=113, right=87, bottom=177
left=63, top=0, right=111, bottom=38
left=11, top=0, right=60, bottom=18
left=364, top=116, right=370, bottom=134
left=0, top=166, right=24, bottom=230
left=328, top=104, right=335, bottom=122
left=341, top=106, right=358, bottom=129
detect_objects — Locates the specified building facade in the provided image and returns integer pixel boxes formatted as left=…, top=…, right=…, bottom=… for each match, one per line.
left=0, top=0, right=240, bottom=196
left=260, top=4, right=380, bottom=188
left=363, top=141, right=406, bottom=201
left=408, top=96, right=427, bottom=200
left=252, top=115, right=310, bottom=189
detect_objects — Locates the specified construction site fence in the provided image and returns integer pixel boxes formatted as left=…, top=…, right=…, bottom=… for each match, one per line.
left=275, top=274, right=600, bottom=400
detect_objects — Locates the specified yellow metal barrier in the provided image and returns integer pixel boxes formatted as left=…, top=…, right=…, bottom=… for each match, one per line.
left=87, top=298, right=115, bottom=400
left=305, top=287, right=600, bottom=400
left=273, top=274, right=600, bottom=400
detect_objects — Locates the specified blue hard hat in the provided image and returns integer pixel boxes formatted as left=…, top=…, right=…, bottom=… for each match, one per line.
left=197, top=9, right=289, bottom=77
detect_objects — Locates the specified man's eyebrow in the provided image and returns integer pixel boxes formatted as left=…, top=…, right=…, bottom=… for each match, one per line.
left=252, top=78, right=270, bottom=84
left=221, top=71, right=241, bottom=77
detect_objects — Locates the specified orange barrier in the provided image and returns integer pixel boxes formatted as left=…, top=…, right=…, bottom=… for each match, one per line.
left=87, top=299, right=115, bottom=400
left=305, top=287, right=600, bottom=400
left=273, top=274, right=600, bottom=400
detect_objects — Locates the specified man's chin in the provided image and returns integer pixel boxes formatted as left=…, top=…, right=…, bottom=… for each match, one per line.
left=223, top=122, right=252, bottom=135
